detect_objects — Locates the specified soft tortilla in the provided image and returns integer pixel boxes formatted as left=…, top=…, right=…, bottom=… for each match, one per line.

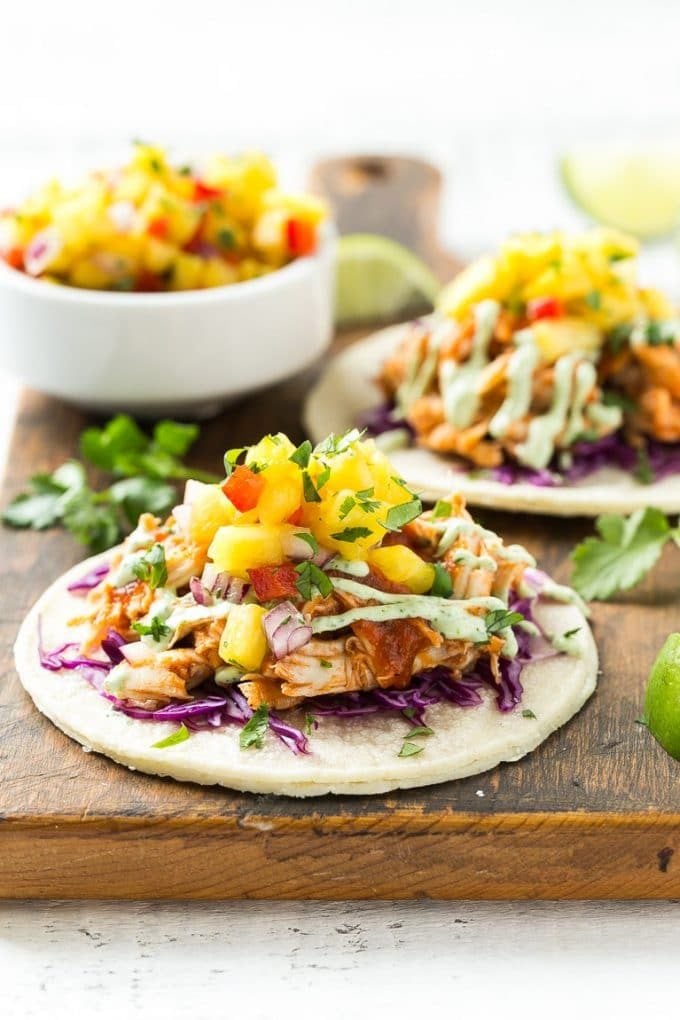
left=304, top=323, right=680, bottom=516
left=15, top=551, right=598, bottom=797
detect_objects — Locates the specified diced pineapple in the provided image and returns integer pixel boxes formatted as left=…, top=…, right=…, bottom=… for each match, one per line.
left=640, top=287, right=677, bottom=321
left=531, top=317, right=602, bottom=364
left=369, top=546, right=435, bottom=594
left=257, top=462, right=303, bottom=525
left=143, top=238, right=176, bottom=274
left=219, top=603, right=269, bottom=671
left=185, top=482, right=236, bottom=548
left=246, top=433, right=296, bottom=468
left=200, top=258, right=237, bottom=289
left=305, top=490, right=384, bottom=559
left=68, top=258, right=114, bottom=290
left=170, top=252, right=204, bottom=290
left=208, top=524, right=286, bottom=578
left=437, top=255, right=508, bottom=320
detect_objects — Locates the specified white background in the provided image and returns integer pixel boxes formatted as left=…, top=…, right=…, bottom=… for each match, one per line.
left=1, top=1, right=680, bottom=1015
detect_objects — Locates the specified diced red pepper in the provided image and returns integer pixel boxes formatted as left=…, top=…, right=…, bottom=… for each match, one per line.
left=526, top=296, right=563, bottom=322
left=286, top=218, right=316, bottom=257
left=248, top=562, right=300, bottom=601
left=147, top=216, right=169, bottom=240
left=222, top=465, right=265, bottom=512
left=135, top=270, right=164, bottom=292
left=4, top=247, right=24, bottom=270
left=286, top=506, right=305, bottom=526
left=192, top=180, right=223, bottom=203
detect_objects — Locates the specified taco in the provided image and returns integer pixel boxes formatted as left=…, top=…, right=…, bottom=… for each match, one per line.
left=305, top=229, right=680, bottom=515
left=15, top=431, right=597, bottom=796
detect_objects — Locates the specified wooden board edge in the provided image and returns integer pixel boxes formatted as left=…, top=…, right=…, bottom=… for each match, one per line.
left=1, top=812, right=677, bottom=900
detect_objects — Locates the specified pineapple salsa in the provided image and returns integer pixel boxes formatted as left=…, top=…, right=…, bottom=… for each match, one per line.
left=0, top=142, right=327, bottom=292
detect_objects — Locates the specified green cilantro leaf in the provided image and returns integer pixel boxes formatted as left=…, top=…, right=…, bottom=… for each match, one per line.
left=223, top=447, right=246, bottom=476
left=152, top=723, right=190, bottom=749
left=634, top=448, right=654, bottom=485
left=585, top=290, right=602, bottom=310
left=570, top=507, right=678, bottom=600
left=302, top=471, right=321, bottom=503
left=289, top=440, right=312, bottom=468
left=398, top=741, right=424, bottom=758
left=432, top=499, right=452, bottom=519
left=153, top=420, right=199, bottom=458
left=383, top=498, right=423, bottom=532
left=429, top=563, right=453, bottom=598
left=59, top=488, right=121, bottom=553
left=133, top=616, right=171, bottom=642
left=217, top=228, right=236, bottom=251
left=315, top=465, right=331, bottom=490
left=295, top=562, right=333, bottom=600
left=315, top=429, right=364, bottom=458
left=108, top=477, right=176, bottom=527
left=330, top=527, right=374, bottom=542
left=132, top=543, right=168, bottom=589
left=320, top=659, right=333, bottom=669
left=294, top=531, right=319, bottom=555
left=485, top=609, right=524, bottom=636
left=304, top=713, right=317, bottom=735
left=338, top=495, right=356, bottom=520
left=404, top=725, right=433, bottom=739
left=239, top=705, right=269, bottom=750
left=522, top=709, right=537, bottom=719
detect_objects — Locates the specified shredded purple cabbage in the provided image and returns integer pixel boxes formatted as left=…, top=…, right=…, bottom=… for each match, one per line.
left=38, top=588, right=561, bottom=755
left=361, top=402, right=413, bottom=439
left=67, top=563, right=109, bottom=593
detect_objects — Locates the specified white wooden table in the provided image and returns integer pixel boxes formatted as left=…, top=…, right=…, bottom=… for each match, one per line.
left=1, top=900, right=678, bottom=1019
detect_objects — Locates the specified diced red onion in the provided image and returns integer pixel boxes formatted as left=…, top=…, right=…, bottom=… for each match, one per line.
left=190, top=575, right=213, bottom=606
left=24, top=227, right=61, bottom=276
left=200, top=563, right=244, bottom=602
left=263, top=600, right=312, bottom=659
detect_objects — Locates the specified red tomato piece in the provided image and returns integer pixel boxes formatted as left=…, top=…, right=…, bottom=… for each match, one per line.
left=286, top=506, right=305, bottom=526
left=286, top=218, right=317, bottom=257
left=248, top=562, right=299, bottom=601
left=147, top=216, right=169, bottom=239
left=135, top=270, right=164, bottom=292
left=222, top=465, right=265, bottom=512
left=193, top=180, right=223, bottom=203
left=4, top=247, right=24, bottom=270
left=526, top=296, right=563, bottom=322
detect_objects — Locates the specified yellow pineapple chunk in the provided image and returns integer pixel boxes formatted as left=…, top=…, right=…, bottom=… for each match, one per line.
left=219, top=603, right=268, bottom=671
left=369, top=546, right=435, bottom=594
left=531, top=317, right=602, bottom=364
left=246, top=433, right=296, bottom=468
left=185, top=482, right=236, bottom=549
left=257, top=462, right=303, bottom=525
left=208, top=524, right=286, bottom=578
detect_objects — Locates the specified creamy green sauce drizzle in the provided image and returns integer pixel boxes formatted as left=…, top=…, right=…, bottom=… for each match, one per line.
left=516, top=353, right=580, bottom=469
left=518, top=574, right=589, bottom=618
left=489, top=329, right=539, bottom=439
left=327, top=557, right=370, bottom=578
left=440, top=299, right=500, bottom=428
left=429, top=517, right=535, bottom=566
left=451, top=549, right=498, bottom=572
left=108, top=552, right=145, bottom=588
left=562, top=359, right=597, bottom=445
left=324, top=576, right=518, bottom=656
left=395, top=320, right=454, bottom=415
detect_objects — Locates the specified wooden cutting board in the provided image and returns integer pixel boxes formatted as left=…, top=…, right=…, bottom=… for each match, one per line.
left=0, top=158, right=679, bottom=900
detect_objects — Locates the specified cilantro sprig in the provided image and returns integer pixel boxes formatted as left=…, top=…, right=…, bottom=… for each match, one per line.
left=239, top=705, right=269, bottom=750
left=132, top=543, right=168, bottom=589
left=3, top=414, right=211, bottom=552
left=485, top=609, right=524, bottom=636
left=133, top=615, right=171, bottom=642
left=570, top=507, right=680, bottom=601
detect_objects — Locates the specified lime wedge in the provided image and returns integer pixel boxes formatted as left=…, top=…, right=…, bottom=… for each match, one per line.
left=643, top=633, right=680, bottom=759
left=335, top=234, right=440, bottom=327
left=560, top=149, right=680, bottom=239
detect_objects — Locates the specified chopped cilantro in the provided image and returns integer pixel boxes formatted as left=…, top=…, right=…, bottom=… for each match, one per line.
left=485, top=608, right=524, bottom=636
left=404, top=725, right=433, bottom=739
left=133, top=616, right=171, bottom=642
left=331, top=526, right=373, bottom=542
left=563, top=627, right=581, bottom=639
left=289, top=440, right=312, bottom=468
left=223, top=447, right=246, bottom=476
left=217, top=228, right=235, bottom=250
left=521, top=709, right=536, bottom=720
left=239, top=705, right=269, bottom=750
left=601, top=390, right=636, bottom=412
left=295, top=561, right=333, bottom=600
left=132, top=543, right=168, bottom=589
left=319, top=659, right=333, bottom=669
left=585, top=290, right=602, bottom=310
left=398, top=741, right=424, bottom=758
left=607, top=323, right=632, bottom=353
left=383, top=498, right=422, bottom=532
left=295, top=531, right=319, bottom=555
left=152, top=723, right=190, bottom=749
left=570, top=507, right=680, bottom=600
left=315, top=429, right=364, bottom=458
left=304, top=713, right=317, bottom=735
left=429, top=563, right=453, bottom=598
left=338, top=495, right=356, bottom=520
left=315, top=465, right=331, bottom=489
left=302, top=471, right=321, bottom=503
left=432, top=500, right=452, bottom=519
left=635, top=448, right=654, bottom=485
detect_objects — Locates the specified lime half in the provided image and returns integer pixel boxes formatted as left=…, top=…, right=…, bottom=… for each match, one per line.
left=335, top=234, right=440, bottom=328
left=561, top=149, right=680, bottom=240
left=644, top=633, right=680, bottom=760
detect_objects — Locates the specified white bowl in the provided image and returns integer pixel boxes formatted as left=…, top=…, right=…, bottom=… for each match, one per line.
left=0, top=225, right=336, bottom=417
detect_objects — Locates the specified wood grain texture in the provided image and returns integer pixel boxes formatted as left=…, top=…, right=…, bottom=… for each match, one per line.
left=1, top=379, right=679, bottom=900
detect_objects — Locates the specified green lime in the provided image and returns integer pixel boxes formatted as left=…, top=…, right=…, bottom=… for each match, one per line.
left=643, top=633, right=680, bottom=760
left=560, top=149, right=680, bottom=239
left=335, top=234, right=440, bottom=327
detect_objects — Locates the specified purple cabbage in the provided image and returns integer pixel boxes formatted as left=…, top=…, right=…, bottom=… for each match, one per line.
left=67, top=562, right=109, bottom=594
left=361, top=402, right=414, bottom=439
